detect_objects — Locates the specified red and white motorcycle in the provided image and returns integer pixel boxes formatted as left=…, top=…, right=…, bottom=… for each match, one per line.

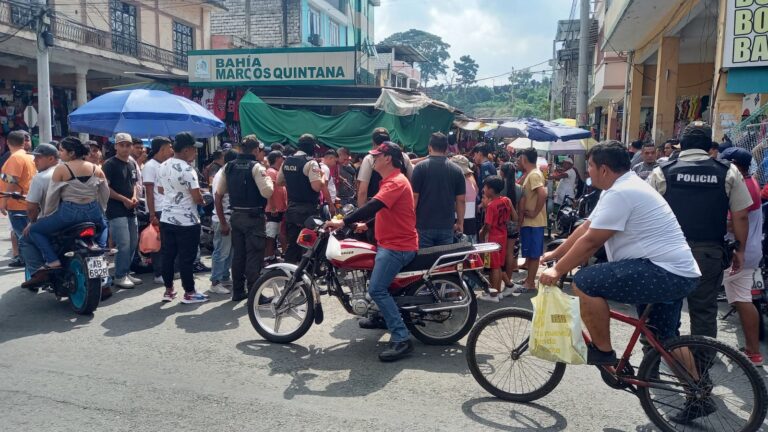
left=247, top=216, right=499, bottom=345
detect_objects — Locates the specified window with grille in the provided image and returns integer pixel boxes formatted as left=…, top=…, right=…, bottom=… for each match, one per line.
left=309, top=8, right=320, bottom=35
left=110, top=0, right=137, bottom=56
left=173, top=21, right=193, bottom=68
left=10, top=0, right=35, bottom=28
left=329, top=21, right=339, bottom=46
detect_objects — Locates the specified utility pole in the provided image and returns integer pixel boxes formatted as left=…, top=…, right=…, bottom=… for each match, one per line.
left=576, top=0, right=589, bottom=129
left=36, top=0, right=52, bottom=144
left=550, top=39, right=557, bottom=120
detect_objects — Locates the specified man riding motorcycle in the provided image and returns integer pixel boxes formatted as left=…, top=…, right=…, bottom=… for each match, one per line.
left=325, top=141, right=418, bottom=362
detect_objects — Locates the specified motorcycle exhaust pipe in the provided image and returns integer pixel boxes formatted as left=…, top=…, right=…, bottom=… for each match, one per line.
left=400, top=296, right=472, bottom=312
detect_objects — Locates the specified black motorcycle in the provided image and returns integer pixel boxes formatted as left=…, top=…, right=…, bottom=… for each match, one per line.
left=7, top=192, right=109, bottom=314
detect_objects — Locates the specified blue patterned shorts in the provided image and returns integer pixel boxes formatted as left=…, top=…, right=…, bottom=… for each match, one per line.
left=573, top=258, right=698, bottom=340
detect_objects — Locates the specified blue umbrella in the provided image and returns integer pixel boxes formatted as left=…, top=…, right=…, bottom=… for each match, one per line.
left=68, top=89, right=226, bottom=138
left=494, top=118, right=592, bottom=142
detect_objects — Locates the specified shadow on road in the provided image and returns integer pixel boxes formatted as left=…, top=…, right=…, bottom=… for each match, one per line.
left=461, top=397, right=568, bottom=431
left=236, top=322, right=469, bottom=400
left=101, top=301, right=206, bottom=337
left=0, top=289, right=94, bottom=345
left=175, top=298, right=245, bottom=333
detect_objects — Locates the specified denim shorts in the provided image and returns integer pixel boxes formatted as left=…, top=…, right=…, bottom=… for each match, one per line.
left=573, top=258, right=698, bottom=340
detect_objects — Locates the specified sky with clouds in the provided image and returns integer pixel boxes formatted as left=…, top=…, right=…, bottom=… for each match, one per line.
left=374, top=0, right=574, bottom=85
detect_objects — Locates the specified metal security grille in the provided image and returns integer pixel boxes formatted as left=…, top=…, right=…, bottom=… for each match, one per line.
left=173, top=21, right=193, bottom=68
left=110, top=0, right=137, bottom=56
left=724, top=104, right=768, bottom=185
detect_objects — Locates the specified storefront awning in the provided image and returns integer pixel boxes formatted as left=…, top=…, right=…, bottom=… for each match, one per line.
left=453, top=120, right=499, bottom=131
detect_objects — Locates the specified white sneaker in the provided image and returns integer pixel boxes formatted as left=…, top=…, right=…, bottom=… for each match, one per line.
left=127, top=275, right=143, bottom=285
left=509, top=284, right=531, bottom=297
left=220, top=280, right=233, bottom=288
left=478, top=292, right=500, bottom=303
left=114, top=276, right=135, bottom=289
left=208, top=282, right=231, bottom=295
left=153, top=275, right=164, bottom=284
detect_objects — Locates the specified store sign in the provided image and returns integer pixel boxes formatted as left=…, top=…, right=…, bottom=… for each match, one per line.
left=188, top=48, right=356, bottom=86
left=724, top=0, right=768, bottom=67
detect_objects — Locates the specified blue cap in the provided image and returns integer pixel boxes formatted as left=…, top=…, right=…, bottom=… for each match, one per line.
left=720, top=147, right=752, bottom=168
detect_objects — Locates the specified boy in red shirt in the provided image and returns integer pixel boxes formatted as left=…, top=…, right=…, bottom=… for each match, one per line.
left=479, top=175, right=516, bottom=302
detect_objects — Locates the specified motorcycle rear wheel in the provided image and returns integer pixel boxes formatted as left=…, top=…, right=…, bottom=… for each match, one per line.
left=403, top=274, right=477, bottom=345
left=65, top=256, right=101, bottom=315
left=248, top=269, right=315, bottom=343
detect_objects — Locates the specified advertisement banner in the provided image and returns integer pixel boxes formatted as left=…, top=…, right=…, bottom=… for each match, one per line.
left=188, top=47, right=356, bottom=86
left=724, top=0, right=768, bottom=68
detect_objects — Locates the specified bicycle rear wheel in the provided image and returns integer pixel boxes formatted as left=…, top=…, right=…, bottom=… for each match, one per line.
left=637, top=335, right=767, bottom=432
left=466, top=307, right=566, bottom=402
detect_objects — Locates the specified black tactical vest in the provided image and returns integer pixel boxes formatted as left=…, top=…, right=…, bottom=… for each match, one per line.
left=224, top=154, right=267, bottom=210
left=283, top=154, right=319, bottom=204
left=661, top=158, right=730, bottom=242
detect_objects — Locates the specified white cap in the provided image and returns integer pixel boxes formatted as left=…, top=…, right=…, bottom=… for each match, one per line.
left=561, top=157, right=573, bottom=164
left=115, top=132, right=133, bottom=144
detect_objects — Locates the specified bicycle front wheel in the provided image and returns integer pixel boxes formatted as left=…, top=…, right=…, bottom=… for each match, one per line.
left=637, top=335, right=767, bottom=432
left=466, top=307, right=566, bottom=402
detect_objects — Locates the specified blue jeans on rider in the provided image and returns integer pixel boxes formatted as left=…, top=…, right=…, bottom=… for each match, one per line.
left=369, top=247, right=416, bottom=343
left=418, top=228, right=454, bottom=249
left=210, top=220, right=233, bottom=283
left=29, top=201, right=108, bottom=265
left=109, top=215, right=138, bottom=279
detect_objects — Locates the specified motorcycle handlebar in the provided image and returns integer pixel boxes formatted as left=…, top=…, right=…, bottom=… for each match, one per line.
left=0, top=191, right=26, bottom=200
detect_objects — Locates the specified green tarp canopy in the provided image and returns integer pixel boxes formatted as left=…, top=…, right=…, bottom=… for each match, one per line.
left=238, top=92, right=454, bottom=154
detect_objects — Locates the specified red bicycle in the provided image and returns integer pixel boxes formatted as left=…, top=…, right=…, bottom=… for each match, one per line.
left=466, top=304, right=768, bottom=431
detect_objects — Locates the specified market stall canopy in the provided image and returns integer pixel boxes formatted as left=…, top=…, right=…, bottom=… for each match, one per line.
left=493, top=118, right=592, bottom=141
left=509, top=137, right=597, bottom=155
left=68, top=89, right=225, bottom=138
left=453, top=120, right=499, bottom=131
left=552, top=118, right=578, bottom=127
left=238, top=92, right=454, bottom=154
left=374, top=88, right=457, bottom=117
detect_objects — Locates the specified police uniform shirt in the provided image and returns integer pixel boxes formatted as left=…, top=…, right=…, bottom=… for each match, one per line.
left=216, top=160, right=274, bottom=199
left=647, top=149, right=753, bottom=212
left=276, top=151, right=324, bottom=184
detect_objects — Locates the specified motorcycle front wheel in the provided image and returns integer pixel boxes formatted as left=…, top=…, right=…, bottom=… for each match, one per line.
left=403, top=274, right=477, bottom=345
left=248, top=269, right=315, bottom=343
left=65, top=256, right=101, bottom=315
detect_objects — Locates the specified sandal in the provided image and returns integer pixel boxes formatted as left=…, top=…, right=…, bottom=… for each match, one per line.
left=36, top=263, right=62, bottom=273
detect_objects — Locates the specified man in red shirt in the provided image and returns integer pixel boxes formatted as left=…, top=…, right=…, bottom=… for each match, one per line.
left=326, top=142, right=418, bottom=362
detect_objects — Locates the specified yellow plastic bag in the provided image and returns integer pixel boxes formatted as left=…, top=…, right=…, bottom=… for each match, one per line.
left=529, top=285, right=588, bottom=364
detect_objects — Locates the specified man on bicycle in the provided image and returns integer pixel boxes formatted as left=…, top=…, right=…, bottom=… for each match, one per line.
left=540, top=141, right=701, bottom=366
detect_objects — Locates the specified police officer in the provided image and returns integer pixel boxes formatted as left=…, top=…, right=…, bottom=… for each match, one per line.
left=278, top=133, right=325, bottom=264
left=215, top=135, right=274, bottom=302
left=647, top=121, right=752, bottom=339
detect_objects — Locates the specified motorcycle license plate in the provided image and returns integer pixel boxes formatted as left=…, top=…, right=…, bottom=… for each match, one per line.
left=86, top=256, right=109, bottom=279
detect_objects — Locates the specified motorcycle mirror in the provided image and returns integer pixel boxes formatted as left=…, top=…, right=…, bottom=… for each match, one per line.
left=303, top=216, right=323, bottom=229
left=341, top=204, right=356, bottom=216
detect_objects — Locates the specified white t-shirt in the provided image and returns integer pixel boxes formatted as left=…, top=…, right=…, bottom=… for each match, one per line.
left=588, top=171, right=701, bottom=278
left=158, top=157, right=200, bottom=226
left=211, top=167, right=230, bottom=223
left=321, top=163, right=336, bottom=202
left=142, top=158, right=164, bottom=213
left=27, top=165, right=55, bottom=215
left=554, top=168, right=577, bottom=204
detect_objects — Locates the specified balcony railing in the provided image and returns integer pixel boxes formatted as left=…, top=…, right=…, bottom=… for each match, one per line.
left=0, top=0, right=186, bottom=69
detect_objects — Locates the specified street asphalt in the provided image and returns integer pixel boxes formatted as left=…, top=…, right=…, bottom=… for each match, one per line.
left=0, top=217, right=766, bottom=431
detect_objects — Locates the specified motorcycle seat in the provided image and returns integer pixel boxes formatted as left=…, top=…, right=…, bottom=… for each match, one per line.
left=54, top=222, right=97, bottom=239
left=401, top=242, right=473, bottom=272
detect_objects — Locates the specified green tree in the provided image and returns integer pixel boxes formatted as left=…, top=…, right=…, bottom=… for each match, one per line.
left=452, top=55, right=479, bottom=87
left=381, top=29, right=450, bottom=88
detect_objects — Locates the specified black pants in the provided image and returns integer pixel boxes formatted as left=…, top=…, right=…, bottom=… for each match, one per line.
left=687, top=242, right=725, bottom=338
left=230, top=211, right=266, bottom=295
left=160, top=222, right=200, bottom=293
left=284, top=202, right=317, bottom=264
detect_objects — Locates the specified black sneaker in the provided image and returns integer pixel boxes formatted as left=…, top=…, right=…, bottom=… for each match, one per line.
left=8, top=256, right=24, bottom=268
left=192, top=261, right=211, bottom=273
left=358, top=316, right=388, bottom=330
left=670, top=398, right=717, bottom=424
left=587, top=344, right=618, bottom=365
left=378, top=339, right=414, bottom=362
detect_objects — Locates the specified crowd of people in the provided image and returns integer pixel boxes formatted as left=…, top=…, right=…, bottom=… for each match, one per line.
left=3, top=120, right=765, bottom=367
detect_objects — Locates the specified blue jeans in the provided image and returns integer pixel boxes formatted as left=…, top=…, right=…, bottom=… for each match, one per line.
left=418, top=228, right=454, bottom=249
left=210, top=221, right=233, bottom=283
left=29, top=202, right=108, bottom=265
left=109, top=215, right=138, bottom=278
left=8, top=210, right=39, bottom=273
left=369, top=247, right=416, bottom=343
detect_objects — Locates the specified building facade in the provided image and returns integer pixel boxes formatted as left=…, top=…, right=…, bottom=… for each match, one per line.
left=210, top=0, right=378, bottom=83
left=0, top=0, right=222, bottom=140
